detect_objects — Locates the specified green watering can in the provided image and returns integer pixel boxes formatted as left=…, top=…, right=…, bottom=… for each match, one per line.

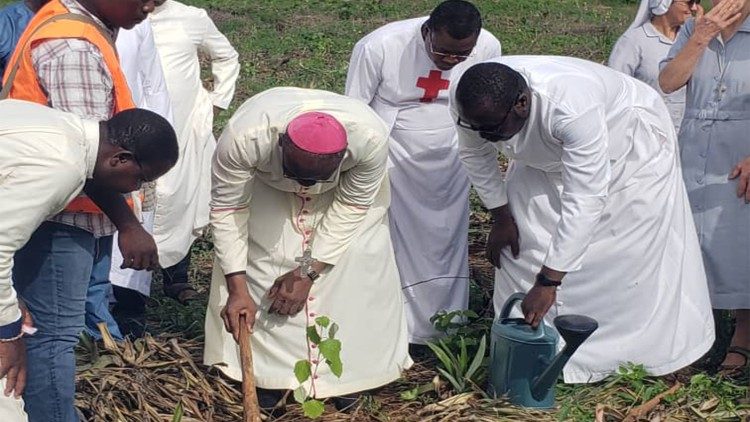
left=487, top=292, right=598, bottom=408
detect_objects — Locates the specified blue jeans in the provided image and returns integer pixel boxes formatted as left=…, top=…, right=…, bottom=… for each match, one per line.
left=83, top=235, right=123, bottom=341
left=13, top=222, right=112, bottom=422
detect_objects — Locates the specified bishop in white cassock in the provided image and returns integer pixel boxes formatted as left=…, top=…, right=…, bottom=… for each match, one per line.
left=204, top=88, right=412, bottom=398
left=149, top=0, right=239, bottom=271
left=452, top=56, right=714, bottom=383
left=345, top=0, right=501, bottom=344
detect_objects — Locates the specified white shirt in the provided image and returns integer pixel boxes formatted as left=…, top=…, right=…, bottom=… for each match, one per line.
left=0, top=100, right=99, bottom=330
left=452, top=55, right=669, bottom=272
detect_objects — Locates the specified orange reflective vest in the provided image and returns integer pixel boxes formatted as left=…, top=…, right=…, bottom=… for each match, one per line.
left=1, top=0, right=137, bottom=214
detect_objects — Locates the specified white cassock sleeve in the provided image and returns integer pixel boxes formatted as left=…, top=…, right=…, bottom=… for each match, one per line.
left=608, top=31, right=640, bottom=76
left=209, top=124, right=257, bottom=275
left=451, top=106, right=508, bottom=209
left=344, top=39, right=383, bottom=104
left=137, top=21, right=174, bottom=124
left=0, top=158, right=81, bottom=331
left=311, top=137, right=388, bottom=266
left=545, top=105, right=611, bottom=272
left=198, top=10, right=240, bottom=110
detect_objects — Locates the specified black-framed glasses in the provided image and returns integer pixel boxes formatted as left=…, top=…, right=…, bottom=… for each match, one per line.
left=427, top=31, right=474, bottom=61
left=455, top=89, right=524, bottom=140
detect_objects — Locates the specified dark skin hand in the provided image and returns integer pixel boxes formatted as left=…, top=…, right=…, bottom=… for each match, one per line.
left=486, top=204, right=520, bottom=268
left=84, top=183, right=160, bottom=271
left=0, top=301, right=33, bottom=398
left=521, top=267, right=566, bottom=329
left=268, top=261, right=328, bottom=316
left=221, top=273, right=258, bottom=343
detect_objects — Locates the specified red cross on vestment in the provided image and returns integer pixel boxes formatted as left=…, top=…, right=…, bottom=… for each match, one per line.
left=416, top=70, right=449, bottom=103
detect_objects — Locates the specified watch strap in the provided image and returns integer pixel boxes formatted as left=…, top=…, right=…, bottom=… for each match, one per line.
left=536, top=272, right=562, bottom=287
left=306, top=270, right=320, bottom=282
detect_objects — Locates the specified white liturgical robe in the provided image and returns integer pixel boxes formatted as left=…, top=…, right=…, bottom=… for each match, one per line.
left=345, top=17, right=501, bottom=343
left=452, top=56, right=714, bottom=383
left=204, top=88, right=412, bottom=397
left=0, top=100, right=101, bottom=421
left=110, top=20, right=174, bottom=296
left=149, top=0, right=239, bottom=267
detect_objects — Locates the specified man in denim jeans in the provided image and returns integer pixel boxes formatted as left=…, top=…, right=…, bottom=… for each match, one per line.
left=0, top=102, right=177, bottom=421
left=2, top=0, right=160, bottom=420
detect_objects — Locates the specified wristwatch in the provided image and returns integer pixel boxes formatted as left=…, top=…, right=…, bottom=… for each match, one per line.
left=306, top=270, right=320, bottom=282
left=535, top=272, right=562, bottom=287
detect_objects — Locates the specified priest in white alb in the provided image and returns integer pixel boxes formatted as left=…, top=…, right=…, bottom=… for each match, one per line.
left=452, top=57, right=714, bottom=382
left=345, top=0, right=501, bottom=344
left=104, top=18, right=174, bottom=338
left=204, top=87, right=412, bottom=412
left=149, top=0, right=240, bottom=303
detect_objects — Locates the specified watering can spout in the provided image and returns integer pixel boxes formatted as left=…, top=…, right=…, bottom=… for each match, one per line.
left=530, top=315, right=598, bottom=401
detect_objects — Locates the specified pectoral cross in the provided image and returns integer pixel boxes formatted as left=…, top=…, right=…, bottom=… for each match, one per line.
left=295, top=248, right=314, bottom=275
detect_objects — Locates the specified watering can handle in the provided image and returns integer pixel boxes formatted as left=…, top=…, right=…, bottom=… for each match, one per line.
left=499, top=292, right=526, bottom=319
left=499, top=292, right=548, bottom=335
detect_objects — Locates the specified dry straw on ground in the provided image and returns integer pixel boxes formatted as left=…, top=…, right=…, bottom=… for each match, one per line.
left=73, top=326, right=748, bottom=421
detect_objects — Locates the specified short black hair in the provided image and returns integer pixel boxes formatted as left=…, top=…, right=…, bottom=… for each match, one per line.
left=106, top=108, right=178, bottom=167
left=427, top=0, right=482, bottom=40
left=456, top=62, right=526, bottom=115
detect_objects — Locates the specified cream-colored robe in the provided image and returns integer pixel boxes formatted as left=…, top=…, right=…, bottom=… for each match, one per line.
left=0, top=100, right=101, bottom=421
left=204, top=87, right=412, bottom=397
left=149, top=0, right=239, bottom=267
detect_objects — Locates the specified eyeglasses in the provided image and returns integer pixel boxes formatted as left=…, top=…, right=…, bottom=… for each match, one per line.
left=281, top=152, right=339, bottom=187
left=456, top=113, right=512, bottom=134
left=428, top=31, right=474, bottom=61
left=455, top=89, right=525, bottom=141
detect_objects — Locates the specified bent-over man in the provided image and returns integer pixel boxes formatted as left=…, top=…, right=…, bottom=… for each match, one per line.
left=204, top=87, right=412, bottom=413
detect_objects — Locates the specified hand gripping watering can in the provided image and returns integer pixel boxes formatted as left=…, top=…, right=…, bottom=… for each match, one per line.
left=487, top=292, right=598, bottom=408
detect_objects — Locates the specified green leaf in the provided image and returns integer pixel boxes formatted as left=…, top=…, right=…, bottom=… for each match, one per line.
left=293, top=386, right=308, bottom=404
left=326, top=356, right=343, bottom=378
left=328, top=322, right=339, bottom=339
left=318, top=338, right=343, bottom=377
left=465, top=335, right=487, bottom=381
left=318, top=339, right=341, bottom=363
left=302, top=399, right=325, bottom=419
left=171, top=401, right=184, bottom=422
left=400, top=387, right=419, bottom=401
left=425, top=341, right=454, bottom=371
left=294, top=360, right=312, bottom=383
left=314, top=316, right=330, bottom=328
left=306, top=325, right=321, bottom=344
left=437, top=367, right=464, bottom=393
left=458, top=337, right=469, bottom=372
left=463, top=310, right=480, bottom=319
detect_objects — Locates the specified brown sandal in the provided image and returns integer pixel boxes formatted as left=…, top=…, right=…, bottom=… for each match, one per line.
left=720, top=346, right=750, bottom=371
left=163, top=282, right=199, bottom=305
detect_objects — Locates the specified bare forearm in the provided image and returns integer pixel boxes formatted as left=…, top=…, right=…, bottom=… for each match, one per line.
left=225, top=272, right=250, bottom=296
left=659, top=37, right=708, bottom=93
left=83, top=183, right=140, bottom=230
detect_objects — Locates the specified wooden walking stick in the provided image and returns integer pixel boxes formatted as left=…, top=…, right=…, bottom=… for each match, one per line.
left=239, top=314, right=262, bottom=422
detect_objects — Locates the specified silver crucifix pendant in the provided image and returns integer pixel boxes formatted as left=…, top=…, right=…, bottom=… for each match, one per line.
left=295, top=248, right=314, bottom=275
